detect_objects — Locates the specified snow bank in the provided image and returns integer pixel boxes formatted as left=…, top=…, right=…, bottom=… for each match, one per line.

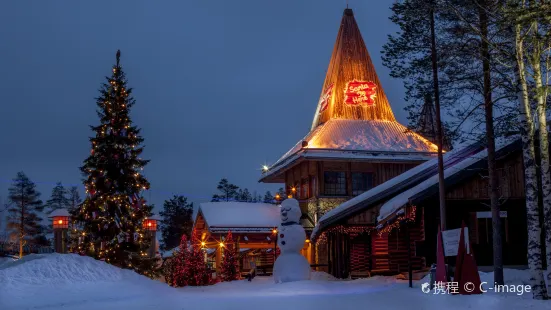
left=0, top=254, right=138, bottom=287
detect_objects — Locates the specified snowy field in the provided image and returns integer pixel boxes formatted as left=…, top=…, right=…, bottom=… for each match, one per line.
left=0, top=254, right=548, bottom=310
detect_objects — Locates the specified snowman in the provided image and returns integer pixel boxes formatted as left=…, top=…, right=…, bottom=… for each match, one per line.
left=273, top=199, right=311, bottom=283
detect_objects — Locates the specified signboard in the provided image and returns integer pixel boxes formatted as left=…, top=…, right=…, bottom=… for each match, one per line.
left=476, top=211, right=507, bottom=218
left=319, top=84, right=334, bottom=113
left=441, top=227, right=469, bottom=257
left=344, top=80, right=377, bottom=106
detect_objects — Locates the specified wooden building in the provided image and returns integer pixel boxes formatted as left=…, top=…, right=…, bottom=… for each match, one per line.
left=192, top=202, right=311, bottom=275
left=311, top=138, right=530, bottom=278
left=259, top=8, right=439, bottom=267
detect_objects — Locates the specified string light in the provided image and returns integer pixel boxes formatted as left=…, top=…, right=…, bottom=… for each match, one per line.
left=316, top=225, right=373, bottom=244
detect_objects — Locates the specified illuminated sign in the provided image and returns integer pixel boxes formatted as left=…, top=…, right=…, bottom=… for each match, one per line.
left=344, top=80, right=377, bottom=106
left=319, top=84, right=334, bottom=113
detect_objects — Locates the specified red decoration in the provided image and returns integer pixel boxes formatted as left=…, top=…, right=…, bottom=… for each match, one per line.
left=170, top=232, right=212, bottom=287
left=436, top=226, right=447, bottom=284
left=458, top=244, right=482, bottom=294
left=220, top=231, right=239, bottom=281
left=454, top=221, right=467, bottom=289
left=457, top=226, right=482, bottom=295
left=319, top=84, right=334, bottom=112
left=344, top=80, right=377, bottom=106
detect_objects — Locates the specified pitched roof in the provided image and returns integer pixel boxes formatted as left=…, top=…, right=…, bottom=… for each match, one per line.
left=376, top=137, right=521, bottom=226
left=415, top=95, right=452, bottom=151
left=260, top=119, right=439, bottom=182
left=260, top=9, right=439, bottom=183
left=311, top=136, right=521, bottom=240
left=310, top=139, right=487, bottom=240
left=196, top=202, right=280, bottom=233
left=311, top=8, right=396, bottom=129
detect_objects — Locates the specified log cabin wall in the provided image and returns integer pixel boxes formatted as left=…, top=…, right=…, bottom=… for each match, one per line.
left=387, top=213, right=426, bottom=273
left=284, top=160, right=420, bottom=215
left=445, top=152, right=524, bottom=200
left=422, top=150, right=527, bottom=266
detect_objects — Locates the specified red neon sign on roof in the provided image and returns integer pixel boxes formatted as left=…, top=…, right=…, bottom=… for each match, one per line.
left=344, top=80, right=377, bottom=106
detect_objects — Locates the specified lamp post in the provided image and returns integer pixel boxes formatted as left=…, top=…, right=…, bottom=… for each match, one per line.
left=272, top=228, right=278, bottom=261
left=143, top=215, right=159, bottom=257
left=49, top=209, right=70, bottom=253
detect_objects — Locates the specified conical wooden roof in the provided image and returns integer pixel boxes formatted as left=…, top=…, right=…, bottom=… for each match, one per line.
left=311, top=8, right=396, bottom=130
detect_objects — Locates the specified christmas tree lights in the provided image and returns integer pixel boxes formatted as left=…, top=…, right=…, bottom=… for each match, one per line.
left=73, top=50, right=158, bottom=277
left=220, top=231, right=239, bottom=282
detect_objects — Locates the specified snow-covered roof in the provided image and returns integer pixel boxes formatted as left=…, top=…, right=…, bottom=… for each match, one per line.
left=261, top=119, right=439, bottom=182
left=376, top=137, right=520, bottom=224
left=311, top=139, right=496, bottom=240
left=196, top=202, right=280, bottom=232
left=47, top=209, right=70, bottom=217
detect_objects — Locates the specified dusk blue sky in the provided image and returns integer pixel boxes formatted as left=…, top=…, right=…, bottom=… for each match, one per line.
left=0, top=1, right=409, bottom=213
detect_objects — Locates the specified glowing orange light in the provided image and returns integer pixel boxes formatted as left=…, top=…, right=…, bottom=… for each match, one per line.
left=272, top=229, right=277, bottom=234
left=148, top=222, right=152, bottom=227
left=305, top=239, right=311, bottom=243
left=58, top=220, right=63, bottom=224
left=287, top=195, right=292, bottom=199
left=291, top=187, right=296, bottom=193
left=219, top=242, right=224, bottom=247
left=201, top=241, right=206, bottom=247
left=275, top=194, right=281, bottom=200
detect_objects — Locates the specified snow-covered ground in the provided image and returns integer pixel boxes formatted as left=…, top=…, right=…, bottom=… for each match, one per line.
left=0, top=254, right=547, bottom=310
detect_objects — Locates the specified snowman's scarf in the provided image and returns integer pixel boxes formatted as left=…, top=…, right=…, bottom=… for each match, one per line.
left=281, top=221, right=299, bottom=226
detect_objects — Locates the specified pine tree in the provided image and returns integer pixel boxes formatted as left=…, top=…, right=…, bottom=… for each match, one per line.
left=75, top=50, right=158, bottom=277
left=45, top=182, right=70, bottom=214
left=67, top=186, right=83, bottom=252
left=6, top=172, right=44, bottom=258
left=67, top=186, right=82, bottom=214
left=170, top=234, right=190, bottom=287
left=159, top=195, right=193, bottom=251
left=236, top=188, right=252, bottom=202
left=212, top=178, right=239, bottom=202
left=220, top=231, right=239, bottom=281
left=263, top=191, right=275, bottom=204
left=171, top=232, right=211, bottom=286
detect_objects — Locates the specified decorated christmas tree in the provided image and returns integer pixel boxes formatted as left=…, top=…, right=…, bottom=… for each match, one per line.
left=170, top=231, right=211, bottom=286
left=220, top=231, right=239, bottom=281
left=169, top=234, right=189, bottom=287
left=75, top=50, right=158, bottom=277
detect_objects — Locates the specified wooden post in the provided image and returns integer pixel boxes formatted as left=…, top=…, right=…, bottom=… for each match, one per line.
left=406, top=220, right=412, bottom=288
left=148, top=230, right=156, bottom=257
left=53, top=229, right=68, bottom=253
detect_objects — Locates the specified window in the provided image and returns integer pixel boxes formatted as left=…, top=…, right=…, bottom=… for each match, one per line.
left=324, top=171, right=346, bottom=196
left=352, top=172, right=373, bottom=196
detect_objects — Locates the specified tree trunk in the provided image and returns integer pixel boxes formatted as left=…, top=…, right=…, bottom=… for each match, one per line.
left=478, top=1, right=504, bottom=286
left=430, top=1, right=447, bottom=230
left=515, top=21, right=547, bottom=300
left=531, top=18, right=551, bottom=270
